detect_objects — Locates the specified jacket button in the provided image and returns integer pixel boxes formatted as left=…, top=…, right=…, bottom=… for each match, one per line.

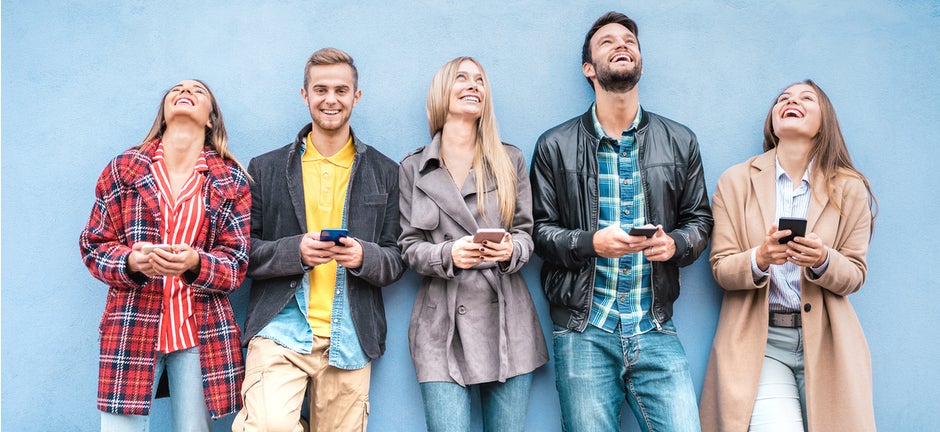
left=457, top=305, right=467, bottom=315
left=804, top=303, right=812, bottom=312
left=290, top=281, right=297, bottom=288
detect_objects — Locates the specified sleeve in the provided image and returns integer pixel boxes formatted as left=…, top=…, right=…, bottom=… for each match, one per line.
left=498, top=147, right=534, bottom=275
left=529, top=134, right=597, bottom=270
left=804, top=178, right=871, bottom=296
left=666, top=132, right=714, bottom=267
left=347, top=159, right=405, bottom=287
left=709, top=170, right=769, bottom=292
left=183, top=165, right=252, bottom=294
left=244, top=157, right=308, bottom=280
left=79, top=157, right=149, bottom=289
left=398, top=157, right=460, bottom=280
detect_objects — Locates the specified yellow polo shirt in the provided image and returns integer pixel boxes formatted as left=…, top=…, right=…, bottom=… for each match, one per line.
left=302, top=133, right=354, bottom=337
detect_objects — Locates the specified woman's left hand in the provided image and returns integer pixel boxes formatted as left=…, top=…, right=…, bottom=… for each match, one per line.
left=786, top=232, right=828, bottom=268
left=149, top=244, right=201, bottom=277
left=480, top=233, right=513, bottom=263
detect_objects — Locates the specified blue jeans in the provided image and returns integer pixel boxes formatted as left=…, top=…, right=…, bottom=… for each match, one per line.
left=419, top=373, right=533, bottom=432
left=101, top=346, right=211, bottom=432
left=553, top=320, right=700, bottom=432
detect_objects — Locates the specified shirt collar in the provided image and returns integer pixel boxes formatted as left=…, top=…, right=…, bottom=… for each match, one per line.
left=302, top=133, right=355, bottom=168
left=774, top=155, right=812, bottom=186
left=591, top=102, right=643, bottom=141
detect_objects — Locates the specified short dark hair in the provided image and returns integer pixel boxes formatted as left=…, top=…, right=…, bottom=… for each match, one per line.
left=581, top=11, right=639, bottom=66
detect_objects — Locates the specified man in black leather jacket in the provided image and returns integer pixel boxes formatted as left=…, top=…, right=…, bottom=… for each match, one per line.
left=530, top=11, right=712, bottom=431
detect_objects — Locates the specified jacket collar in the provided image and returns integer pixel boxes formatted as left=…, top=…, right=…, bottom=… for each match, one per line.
left=750, top=149, right=830, bottom=233
left=413, top=132, right=481, bottom=234
left=578, top=103, right=649, bottom=142
left=124, top=138, right=239, bottom=200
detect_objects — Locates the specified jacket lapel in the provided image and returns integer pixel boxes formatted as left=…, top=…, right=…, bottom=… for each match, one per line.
left=285, top=145, right=308, bottom=233
left=807, top=169, right=830, bottom=234
left=751, top=150, right=778, bottom=231
left=414, top=133, right=480, bottom=235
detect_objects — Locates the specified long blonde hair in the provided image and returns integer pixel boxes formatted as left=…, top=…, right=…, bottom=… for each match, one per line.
left=763, top=79, right=877, bottom=222
left=142, top=79, right=248, bottom=175
left=426, top=57, right=516, bottom=227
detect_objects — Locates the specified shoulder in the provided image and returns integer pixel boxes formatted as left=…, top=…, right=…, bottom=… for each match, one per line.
left=248, top=142, right=293, bottom=167
left=399, top=145, right=429, bottom=168
left=501, top=142, right=525, bottom=160
left=643, top=110, right=696, bottom=140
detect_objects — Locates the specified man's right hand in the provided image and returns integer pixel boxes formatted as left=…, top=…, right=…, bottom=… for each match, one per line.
left=593, top=225, right=648, bottom=258
left=300, top=233, right=337, bottom=267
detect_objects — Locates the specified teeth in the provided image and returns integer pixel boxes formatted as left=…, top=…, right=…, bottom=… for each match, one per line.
left=323, top=110, right=340, bottom=115
left=461, top=96, right=480, bottom=103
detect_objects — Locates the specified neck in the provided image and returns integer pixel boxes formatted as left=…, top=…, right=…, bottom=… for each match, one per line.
left=309, top=125, right=351, bottom=157
left=441, top=118, right=478, bottom=150
left=594, top=86, right=640, bottom=137
left=776, top=138, right=813, bottom=180
left=160, top=125, right=205, bottom=171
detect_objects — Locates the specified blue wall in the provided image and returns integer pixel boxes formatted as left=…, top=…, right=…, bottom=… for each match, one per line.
left=3, top=1, right=939, bottom=430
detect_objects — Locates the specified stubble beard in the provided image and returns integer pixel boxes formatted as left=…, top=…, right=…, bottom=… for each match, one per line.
left=594, top=59, right=643, bottom=93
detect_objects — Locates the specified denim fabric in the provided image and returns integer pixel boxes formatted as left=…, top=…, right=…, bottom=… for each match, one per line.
left=419, top=373, right=533, bottom=432
left=552, top=320, right=700, bottom=432
left=101, top=347, right=211, bottom=432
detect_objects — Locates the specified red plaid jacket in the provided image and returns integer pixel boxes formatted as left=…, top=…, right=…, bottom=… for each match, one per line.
left=80, top=139, right=250, bottom=418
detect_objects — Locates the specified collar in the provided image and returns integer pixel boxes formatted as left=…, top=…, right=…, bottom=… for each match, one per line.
left=416, top=132, right=446, bottom=174
left=774, top=154, right=812, bottom=186
left=302, top=133, right=355, bottom=168
left=591, top=102, right=643, bottom=141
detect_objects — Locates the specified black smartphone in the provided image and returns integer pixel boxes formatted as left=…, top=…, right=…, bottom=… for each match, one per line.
left=319, top=228, right=349, bottom=245
left=627, top=225, right=658, bottom=238
left=778, top=217, right=807, bottom=244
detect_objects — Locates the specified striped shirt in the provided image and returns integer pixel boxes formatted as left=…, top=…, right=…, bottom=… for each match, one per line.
left=150, top=144, right=208, bottom=353
left=588, top=103, right=656, bottom=336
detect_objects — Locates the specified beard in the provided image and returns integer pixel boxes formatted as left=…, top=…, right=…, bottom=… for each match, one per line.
left=593, top=58, right=642, bottom=93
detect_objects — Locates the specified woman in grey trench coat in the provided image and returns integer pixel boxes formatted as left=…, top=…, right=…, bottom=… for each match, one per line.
left=398, top=57, right=548, bottom=432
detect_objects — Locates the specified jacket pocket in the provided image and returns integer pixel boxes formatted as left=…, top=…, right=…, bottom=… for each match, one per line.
left=409, top=194, right=439, bottom=231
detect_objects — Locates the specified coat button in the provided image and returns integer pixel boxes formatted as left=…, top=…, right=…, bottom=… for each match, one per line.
left=457, top=305, right=467, bottom=315
left=804, top=303, right=812, bottom=312
left=290, top=281, right=297, bottom=288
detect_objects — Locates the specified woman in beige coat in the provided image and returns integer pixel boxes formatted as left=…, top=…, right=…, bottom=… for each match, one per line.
left=398, top=57, right=548, bottom=432
left=699, top=80, right=877, bottom=431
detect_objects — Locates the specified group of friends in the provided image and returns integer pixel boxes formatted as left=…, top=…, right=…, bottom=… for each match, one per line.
left=79, top=11, right=877, bottom=432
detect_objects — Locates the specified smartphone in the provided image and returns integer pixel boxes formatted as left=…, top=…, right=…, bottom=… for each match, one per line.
left=627, top=224, right=658, bottom=238
left=141, top=243, right=172, bottom=254
left=778, top=217, right=807, bottom=244
left=319, top=228, right=349, bottom=245
left=473, top=228, right=507, bottom=243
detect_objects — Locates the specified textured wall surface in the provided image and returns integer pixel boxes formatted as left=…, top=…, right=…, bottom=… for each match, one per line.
left=3, top=1, right=939, bottom=430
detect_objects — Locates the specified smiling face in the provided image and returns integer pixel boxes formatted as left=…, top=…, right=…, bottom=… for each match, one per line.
left=447, top=59, right=486, bottom=121
left=771, top=83, right=822, bottom=141
left=584, top=22, right=642, bottom=93
left=301, top=63, right=361, bottom=133
left=162, top=80, right=214, bottom=128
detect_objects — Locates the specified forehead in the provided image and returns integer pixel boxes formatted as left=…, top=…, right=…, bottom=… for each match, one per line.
left=781, top=84, right=817, bottom=96
left=592, top=22, right=637, bottom=43
left=171, top=80, right=208, bottom=90
left=456, top=59, right=482, bottom=75
left=306, top=63, right=356, bottom=87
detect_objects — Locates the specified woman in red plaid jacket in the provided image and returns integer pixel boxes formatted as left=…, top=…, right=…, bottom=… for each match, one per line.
left=80, top=79, right=250, bottom=431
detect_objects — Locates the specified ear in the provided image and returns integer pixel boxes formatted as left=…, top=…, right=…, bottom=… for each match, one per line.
left=351, top=88, right=362, bottom=107
left=582, top=62, right=596, bottom=81
left=300, top=88, right=309, bottom=107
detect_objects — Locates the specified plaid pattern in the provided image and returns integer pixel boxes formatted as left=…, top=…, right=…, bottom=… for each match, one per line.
left=80, top=138, right=250, bottom=418
left=589, top=105, right=655, bottom=335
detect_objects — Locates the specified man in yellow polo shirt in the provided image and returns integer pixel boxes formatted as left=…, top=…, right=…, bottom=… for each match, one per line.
left=234, top=47, right=404, bottom=432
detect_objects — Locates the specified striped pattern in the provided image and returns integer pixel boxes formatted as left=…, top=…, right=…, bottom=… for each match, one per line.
left=769, top=159, right=812, bottom=312
left=80, top=138, right=250, bottom=418
left=588, top=104, right=655, bottom=335
left=150, top=145, right=207, bottom=353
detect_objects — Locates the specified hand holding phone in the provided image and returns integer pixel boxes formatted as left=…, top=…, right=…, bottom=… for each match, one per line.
left=473, top=228, right=507, bottom=243
left=141, top=243, right=173, bottom=254
left=319, top=228, right=349, bottom=245
left=627, top=224, right=658, bottom=238
left=777, top=217, right=807, bottom=244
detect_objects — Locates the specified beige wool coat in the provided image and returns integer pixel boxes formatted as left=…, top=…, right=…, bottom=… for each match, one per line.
left=699, top=150, right=875, bottom=431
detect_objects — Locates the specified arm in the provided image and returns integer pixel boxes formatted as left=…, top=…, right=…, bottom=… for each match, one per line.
left=530, top=135, right=597, bottom=270
left=666, top=134, right=713, bottom=267
left=398, top=160, right=460, bottom=279
left=495, top=147, right=534, bottom=275
left=804, top=179, right=871, bottom=296
left=244, top=157, right=308, bottom=280
left=182, top=166, right=252, bottom=294
left=709, top=173, right=768, bottom=292
left=347, top=162, right=405, bottom=287
left=79, top=158, right=148, bottom=289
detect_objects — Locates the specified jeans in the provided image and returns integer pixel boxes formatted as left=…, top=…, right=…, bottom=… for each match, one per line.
left=101, top=346, right=211, bottom=432
left=419, top=373, right=533, bottom=432
left=749, top=326, right=806, bottom=431
left=553, top=320, right=700, bottom=432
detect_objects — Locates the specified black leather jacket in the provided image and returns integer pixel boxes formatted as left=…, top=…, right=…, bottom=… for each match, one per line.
left=530, top=108, right=712, bottom=331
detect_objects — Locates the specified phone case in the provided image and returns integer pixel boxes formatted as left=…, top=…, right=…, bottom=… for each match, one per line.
left=778, top=218, right=807, bottom=244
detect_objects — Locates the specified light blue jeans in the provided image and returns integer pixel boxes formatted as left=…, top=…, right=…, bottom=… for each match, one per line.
left=749, top=326, right=806, bottom=431
left=552, top=320, right=700, bottom=432
left=419, top=373, right=533, bottom=432
left=101, top=346, right=211, bottom=432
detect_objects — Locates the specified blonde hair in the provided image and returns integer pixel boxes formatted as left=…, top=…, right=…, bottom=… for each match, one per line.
left=142, top=79, right=248, bottom=176
left=304, top=47, right=358, bottom=90
left=426, top=57, right=516, bottom=227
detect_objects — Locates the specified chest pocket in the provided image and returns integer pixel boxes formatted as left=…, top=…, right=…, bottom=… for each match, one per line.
left=409, top=192, right=440, bottom=231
